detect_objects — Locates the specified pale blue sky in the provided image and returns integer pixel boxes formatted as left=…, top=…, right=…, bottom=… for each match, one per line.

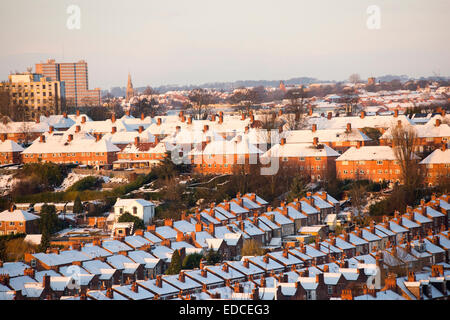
left=0, top=0, right=449, bottom=89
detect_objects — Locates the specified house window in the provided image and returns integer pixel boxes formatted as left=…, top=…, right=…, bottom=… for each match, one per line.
left=328, top=285, right=333, bottom=295
left=133, top=207, right=137, bottom=215
left=377, top=161, right=383, bottom=165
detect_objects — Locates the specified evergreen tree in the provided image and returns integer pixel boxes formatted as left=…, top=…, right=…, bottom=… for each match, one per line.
left=287, top=176, right=307, bottom=202
left=166, top=249, right=182, bottom=275
left=39, top=204, right=59, bottom=234
left=73, top=195, right=83, bottom=214
left=182, top=253, right=203, bottom=269
left=117, top=212, right=145, bottom=230
left=205, top=249, right=222, bottom=265
left=38, top=229, right=51, bottom=253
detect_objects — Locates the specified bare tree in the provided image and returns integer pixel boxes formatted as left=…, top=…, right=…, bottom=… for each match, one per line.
left=20, top=121, right=33, bottom=145
left=349, top=73, right=361, bottom=84
left=390, top=124, right=422, bottom=189
left=283, top=87, right=310, bottom=130
left=229, top=87, right=263, bottom=114
left=340, top=87, right=360, bottom=115
left=188, top=88, right=214, bottom=120
left=349, top=183, right=368, bottom=226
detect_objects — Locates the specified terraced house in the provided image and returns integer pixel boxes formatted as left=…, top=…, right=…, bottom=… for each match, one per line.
left=21, top=130, right=119, bottom=167
left=336, top=145, right=419, bottom=183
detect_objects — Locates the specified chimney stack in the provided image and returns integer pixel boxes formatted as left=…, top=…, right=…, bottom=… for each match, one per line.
left=157, top=118, right=162, bottom=125
left=327, top=112, right=332, bottom=120
left=67, top=134, right=73, bottom=142
left=313, top=137, right=319, bottom=146
left=81, top=116, right=86, bottom=124
left=39, top=135, right=45, bottom=143
left=436, top=119, right=441, bottom=127
left=360, top=111, right=365, bottom=119
left=141, top=113, right=145, bottom=120
left=312, top=124, right=317, bottom=132
left=138, top=126, right=144, bottom=133
left=75, top=125, right=81, bottom=133
left=346, top=123, right=352, bottom=132
left=111, top=114, right=116, bottom=123
left=111, top=126, right=117, bottom=134
left=48, top=126, right=54, bottom=134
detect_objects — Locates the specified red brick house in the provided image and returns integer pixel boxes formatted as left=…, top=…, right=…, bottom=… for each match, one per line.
left=0, top=206, right=40, bottom=235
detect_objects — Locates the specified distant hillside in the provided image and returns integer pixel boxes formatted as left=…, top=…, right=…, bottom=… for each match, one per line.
left=103, top=74, right=450, bottom=97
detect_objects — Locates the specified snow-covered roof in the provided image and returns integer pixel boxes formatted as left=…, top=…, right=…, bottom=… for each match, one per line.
left=163, top=273, right=202, bottom=291
left=307, top=114, right=414, bottom=130
left=137, top=278, right=178, bottom=297
left=82, top=260, right=116, bottom=279
left=185, top=269, right=225, bottom=286
left=114, top=198, right=155, bottom=208
left=124, top=235, right=151, bottom=249
left=0, top=262, right=30, bottom=278
left=0, top=209, right=39, bottom=222
left=155, top=226, right=178, bottom=240
left=282, top=128, right=371, bottom=144
left=262, top=142, right=340, bottom=158
left=81, top=244, right=112, bottom=258
left=419, top=149, right=450, bottom=164
left=248, top=255, right=285, bottom=272
left=226, top=260, right=265, bottom=277
left=101, top=239, right=133, bottom=253
left=0, top=139, right=24, bottom=152
left=143, top=231, right=163, bottom=244
left=22, top=132, right=120, bottom=154
left=87, top=289, right=128, bottom=300
left=112, top=284, right=154, bottom=300
left=268, top=250, right=303, bottom=267
left=337, top=145, right=418, bottom=161
left=205, top=264, right=246, bottom=281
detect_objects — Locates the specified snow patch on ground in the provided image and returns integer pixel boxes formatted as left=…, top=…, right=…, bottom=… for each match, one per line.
left=0, top=174, right=20, bottom=196
left=56, top=172, right=128, bottom=191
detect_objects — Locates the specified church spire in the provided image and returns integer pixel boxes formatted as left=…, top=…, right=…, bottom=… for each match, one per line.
left=126, top=73, right=134, bottom=103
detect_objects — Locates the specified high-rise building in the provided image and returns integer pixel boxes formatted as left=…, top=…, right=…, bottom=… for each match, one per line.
left=0, top=72, right=65, bottom=120
left=126, top=73, right=134, bottom=103
left=35, top=59, right=101, bottom=107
